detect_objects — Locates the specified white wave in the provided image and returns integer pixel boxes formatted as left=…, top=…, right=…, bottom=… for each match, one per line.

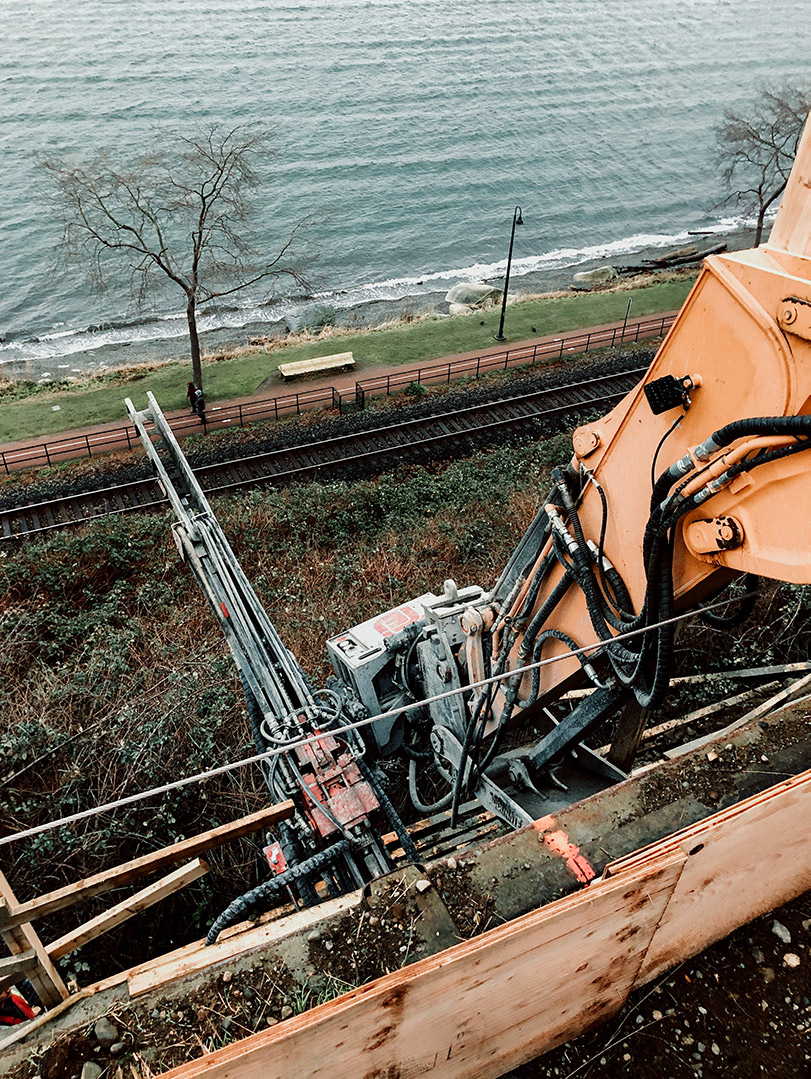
left=0, top=219, right=750, bottom=370
left=314, top=227, right=702, bottom=309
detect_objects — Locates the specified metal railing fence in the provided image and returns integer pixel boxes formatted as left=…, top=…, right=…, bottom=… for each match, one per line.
left=0, top=313, right=675, bottom=474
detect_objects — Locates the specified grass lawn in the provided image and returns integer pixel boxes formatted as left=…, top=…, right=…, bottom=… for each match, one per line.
left=0, top=276, right=695, bottom=445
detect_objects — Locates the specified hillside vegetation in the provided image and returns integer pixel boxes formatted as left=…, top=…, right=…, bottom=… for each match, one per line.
left=1, top=378, right=807, bottom=989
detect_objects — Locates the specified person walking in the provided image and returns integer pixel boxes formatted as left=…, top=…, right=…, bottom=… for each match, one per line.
left=186, top=382, right=197, bottom=413
left=193, top=387, right=206, bottom=425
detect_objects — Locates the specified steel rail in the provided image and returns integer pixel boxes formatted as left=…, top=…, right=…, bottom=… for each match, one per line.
left=0, top=313, right=676, bottom=475
left=1, top=367, right=645, bottom=541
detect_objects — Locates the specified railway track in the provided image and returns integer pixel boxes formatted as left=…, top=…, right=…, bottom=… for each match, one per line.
left=1, top=367, right=645, bottom=540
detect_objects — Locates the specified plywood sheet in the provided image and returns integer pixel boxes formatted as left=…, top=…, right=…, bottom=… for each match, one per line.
left=635, top=772, right=811, bottom=981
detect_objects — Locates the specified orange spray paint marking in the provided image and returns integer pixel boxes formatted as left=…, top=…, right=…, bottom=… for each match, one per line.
left=533, top=818, right=596, bottom=885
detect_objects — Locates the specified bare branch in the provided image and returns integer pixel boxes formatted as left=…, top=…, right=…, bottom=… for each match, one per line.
left=38, top=124, right=312, bottom=390
left=716, top=83, right=811, bottom=243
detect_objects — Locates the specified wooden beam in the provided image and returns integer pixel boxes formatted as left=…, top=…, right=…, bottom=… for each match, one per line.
left=0, top=948, right=39, bottom=994
left=0, top=872, right=68, bottom=1008
left=593, top=680, right=782, bottom=757
left=566, top=660, right=811, bottom=701
left=607, top=697, right=648, bottom=772
left=665, top=673, right=811, bottom=759
left=0, top=801, right=293, bottom=932
left=46, top=858, right=209, bottom=961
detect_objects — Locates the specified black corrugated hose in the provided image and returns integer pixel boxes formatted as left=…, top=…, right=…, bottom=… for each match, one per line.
left=205, top=839, right=353, bottom=945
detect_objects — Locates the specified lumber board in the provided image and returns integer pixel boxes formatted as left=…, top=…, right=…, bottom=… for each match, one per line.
left=159, top=854, right=685, bottom=1079
left=638, top=681, right=780, bottom=744
left=0, top=948, right=37, bottom=978
left=0, top=948, right=39, bottom=996
left=0, top=801, right=293, bottom=932
left=127, top=891, right=362, bottom=999
left=46, top=858, right=209, bottom=961
left=568, top=661, right=811, bottom=700
left=0, top=872, right=68, bottom=1008
left=591, top=681, right=780, bottom=759
left=664, top=673, right=811, bottom=758
left=159, top=766, right=811, bottom=1079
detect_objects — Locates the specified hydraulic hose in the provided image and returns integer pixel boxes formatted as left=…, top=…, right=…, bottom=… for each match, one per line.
left=448, top=638, right=513, bottom=826
left=652, top=415, right=811, bottom=511
left=698, top=574, right=759, bottom=628
left=205, top=838, right=353, bottom=945
left=518, top=628, right=609, bottom=711
left=356, top=757, right=419, bottom=864
left=408, top=755, right=453, bottom=815
left=277, top=820, right=319, bottom=908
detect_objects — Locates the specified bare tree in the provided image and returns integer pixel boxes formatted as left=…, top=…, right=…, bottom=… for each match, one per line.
left=40, top=125, right=311, bottom=390
left=716, top=85, right=811, bottom=246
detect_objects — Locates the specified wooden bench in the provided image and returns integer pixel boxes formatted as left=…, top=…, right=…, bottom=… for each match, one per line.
left=278, top=352, right=355, bottom=381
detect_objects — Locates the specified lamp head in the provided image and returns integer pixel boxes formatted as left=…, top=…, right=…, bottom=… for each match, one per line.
left=515, top=207, right=524, bottom=226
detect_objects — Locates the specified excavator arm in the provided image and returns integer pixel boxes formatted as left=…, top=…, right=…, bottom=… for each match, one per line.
left=330, top=115, right=811, bottom=828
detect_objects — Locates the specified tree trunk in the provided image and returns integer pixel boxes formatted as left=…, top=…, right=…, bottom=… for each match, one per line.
left=755, top=205, right=766, bottom=247
left=186, top=296, right=203, bottom=390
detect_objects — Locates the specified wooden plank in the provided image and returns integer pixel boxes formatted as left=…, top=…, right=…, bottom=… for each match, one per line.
left=158, top=854, right=685, bottom=1079
left=636, top=680, right=780, bottom=745
left=566, top=660, right=811, bottom=701
left=0, top=801, right=293, bottom=932
left=127, top=891, right=362, bottom=999
left=0, top=948, right=38, bottom=993
left=46, top=858, right=209, bottom=961
left=664, top=673, right=811, bottom=758
left=0, top=871, right=68, bottom=1008
left=157, top=765, right=811, bottom=1079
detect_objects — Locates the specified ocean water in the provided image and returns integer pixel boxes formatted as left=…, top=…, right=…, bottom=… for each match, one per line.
left=1, top=0, right=810, bottom=372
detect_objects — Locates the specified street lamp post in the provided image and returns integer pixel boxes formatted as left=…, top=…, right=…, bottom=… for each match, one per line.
left=494, top=205, right=523, bottom=342
left=621, top=296, right=632, bottom=342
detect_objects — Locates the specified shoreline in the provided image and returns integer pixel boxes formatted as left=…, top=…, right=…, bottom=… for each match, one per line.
left=0, top=224, right=759, bottom=385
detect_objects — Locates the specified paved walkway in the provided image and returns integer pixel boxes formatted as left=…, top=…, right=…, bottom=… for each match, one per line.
left=0, top=312, right=676, bottom=473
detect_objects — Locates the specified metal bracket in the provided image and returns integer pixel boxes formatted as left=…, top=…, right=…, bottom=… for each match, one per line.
left=527, top=689, right=624, bottom=773
left=431, top=727, right=534, bottom=832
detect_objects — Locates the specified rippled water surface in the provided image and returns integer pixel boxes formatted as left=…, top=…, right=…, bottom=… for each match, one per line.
left=2, top=0, right=810, bottom=366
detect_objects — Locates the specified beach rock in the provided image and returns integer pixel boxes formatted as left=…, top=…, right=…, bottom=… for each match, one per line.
left=572, top=265, right=619, bottom=283
left=81, top=1064, right=103, bottom=1079
left=286, top=302, right=336, bottom=333
left=445, top=281, right=501, bottom=307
